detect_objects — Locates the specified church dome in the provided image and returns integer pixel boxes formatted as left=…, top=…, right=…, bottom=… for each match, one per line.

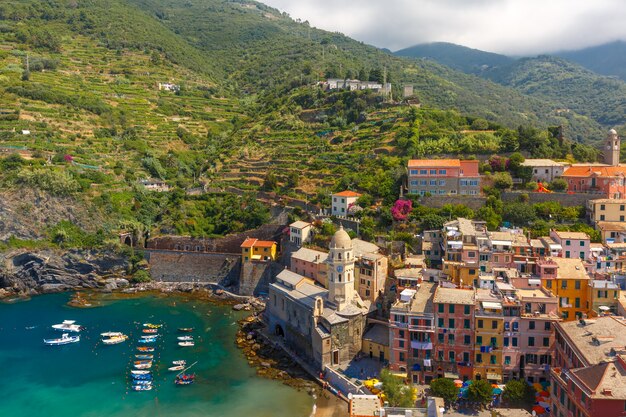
left=330, top=225, right=352, bottom=249
left=609, top=128, right=618, bottom=135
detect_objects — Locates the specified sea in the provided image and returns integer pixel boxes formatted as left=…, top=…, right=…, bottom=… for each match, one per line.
left=0, top=293, right=314, bottom=417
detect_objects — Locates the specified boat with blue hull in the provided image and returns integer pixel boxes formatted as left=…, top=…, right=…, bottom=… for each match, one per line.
left=43, top=333, right=80, bottom=346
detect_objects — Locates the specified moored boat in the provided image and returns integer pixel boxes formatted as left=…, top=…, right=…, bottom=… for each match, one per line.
left=132, top=384, right=153, bottom=391
left=134, top=362, right=153, bottom=370
left=174, top=373, right=195, bottom=385
left=131, top=370, right=151, bottom=375
left=168, top=365, right=185, bottom=371
left=43, top=333, right=80, bottom=346
left=178, top=328, right=194, bottom=332
left=142, top=328, right=158, bottom=334
left=136, top=346, right=155, bottom=352
left=177, top=336, right=193, bottom=341
left=172, top=360, right=186, bottom=366
left=143, top=323, right=162, bottom=329
left=132, top=374, right=153, bottom=381
left=51, top=320, right=84, bottom=333
left=178, top=341, right=194, bottom=347
left=133, top=379, right=153, bottom=385
left=138, top=337, right=156, bottom=344
left=135, top=354, right=153, bottom=359
left=101, top=333, right=128, bottom=345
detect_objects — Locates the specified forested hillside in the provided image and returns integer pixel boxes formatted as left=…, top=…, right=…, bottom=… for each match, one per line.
left=556, top=41, right=626, bottom=82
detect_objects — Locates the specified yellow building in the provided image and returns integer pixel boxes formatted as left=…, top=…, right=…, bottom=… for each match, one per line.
left=442, top=261, right=479, bottom=287
left=539, top=257, right=590, bottom=321
left=587, top=198, right=626, bottom=225
left=589, top=279, right=621, bottom=315
left=240, top=238, right=278, bottom=262
left=473, top=289, right=504, bottom=383
left=361, top=324, right=389, bottom=362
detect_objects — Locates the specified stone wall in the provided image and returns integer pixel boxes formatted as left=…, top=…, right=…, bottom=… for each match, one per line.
left=419, top=195, right=487, bottom=210
left=501, top=191, right=594, bottom=207
left=146, top=250, right=240, bottom=286
left=238, top=260, right=282, bottom=296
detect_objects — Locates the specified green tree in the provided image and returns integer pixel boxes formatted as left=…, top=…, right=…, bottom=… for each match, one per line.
left=420, top=213, right=447, bottom=231
left=476, top=206, right=502, bottom=230
left=550, top=178, right=568, bottom=192
left=467, top=379, right=492, bottom=407
left=493, top=172, right=513, bottom=190
left=503, top=202, right=537, bottom=226
left=503, top=379, right=533, bottom=406
left=261, top=171, right=278, bottom=191
left=379, top=369, right=414, bottom=407
left=430, top=378, right=459, bottom=406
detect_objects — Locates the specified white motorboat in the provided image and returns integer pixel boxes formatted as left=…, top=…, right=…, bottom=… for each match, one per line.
left=131, top=370, right=151, bottom=375
left=141, top=334, right=159, bottom=339
left=172, top=360, right=186, bottom=366
left=178, top=341, right=195, bottom=347
left=168, top=365, right=185, bottom=371
left=102, top=333, right=128, bottom=345
left=44, top=333, right=80, bottom=346
left=177, top=336, right=194, bottom=341
left=51, top=320, right=84, bottom=333
left=134, top=362, right=153, bottom=370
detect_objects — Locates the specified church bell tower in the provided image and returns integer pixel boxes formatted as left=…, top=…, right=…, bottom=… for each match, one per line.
left=604, top=129, right=620, bottom=166
left=327, top=225, right=355, bottom=311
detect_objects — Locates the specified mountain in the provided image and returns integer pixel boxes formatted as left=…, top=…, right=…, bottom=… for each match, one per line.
left=394, top=42, right=514, bottom=74
left=556, top=41, right=626, bottom=82
left=482, top=55, right=626, bottom=128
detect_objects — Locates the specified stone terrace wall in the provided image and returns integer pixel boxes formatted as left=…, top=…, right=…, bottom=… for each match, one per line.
left=147, top=251, right=240, bottom=285
left=419, top=195, right=487, bottom=210
left=501, top=191, right=596, bottom=206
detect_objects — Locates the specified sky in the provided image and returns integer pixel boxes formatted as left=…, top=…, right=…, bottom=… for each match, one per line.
left=261, top=0, right=626, bottom=55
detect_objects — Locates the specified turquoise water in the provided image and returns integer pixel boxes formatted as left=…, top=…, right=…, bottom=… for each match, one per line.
left=0, top=293, right=313, bottom=417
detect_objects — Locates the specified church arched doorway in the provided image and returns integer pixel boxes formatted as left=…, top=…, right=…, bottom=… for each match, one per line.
left=275, top=324, right=285, bottom=337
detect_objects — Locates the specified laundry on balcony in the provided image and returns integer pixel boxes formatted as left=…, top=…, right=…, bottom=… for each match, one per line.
left=412, top=364, right=421, bottom=371
left=479, top=345, right=494, bottom=353
left=423, top=359, right=432, bottom=367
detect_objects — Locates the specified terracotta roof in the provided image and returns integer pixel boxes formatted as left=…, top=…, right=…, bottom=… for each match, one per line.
left=563, top=165, right=626, bottom=178
left=572, top=358, right=626, bottom=399
left=552, top=230, right=590, bottom=240
left=433, top=287, right=475, bottom=305
left=408, top=159, right=460, bottom=168
left=334, top=190, right=362, bottom=197
left=597, top=221, right=626, bottom=232
left=240, top=238, right=275, bottom=248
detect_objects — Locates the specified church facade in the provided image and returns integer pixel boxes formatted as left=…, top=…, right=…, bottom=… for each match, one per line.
left=266, top=226, right=370, bottom=369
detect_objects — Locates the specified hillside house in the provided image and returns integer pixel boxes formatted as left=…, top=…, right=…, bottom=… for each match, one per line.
left=331, top=191, right=361, bottom=216
left=407, top=159, right=480, bottom=196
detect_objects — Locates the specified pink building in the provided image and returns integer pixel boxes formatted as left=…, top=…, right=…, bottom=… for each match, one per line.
left=407, top=159, right=481, bottom=196
left=549, top=230, right=591, bottom=261
left=433, top=287, right=475, bottom=381
left=290, top=247, right=328, bottom=287
left=389, top=283, right=436, bottom=384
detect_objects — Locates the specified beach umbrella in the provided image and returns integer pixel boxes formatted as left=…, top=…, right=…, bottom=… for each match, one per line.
left=538, top=401, right=550, bottom=408
left=491, top=383, right=499, bottom=388
left=492, top=388, right=503, bottom=395
left=463, top=380, right=472, bottom=387
left=454, top=379, right=463, bottom=385
left=538, top=390, right=550, bottom=397
left=532, top=405, right=546, bottom=414
left=533, top=383, right=543, bottom=392
left=535, top=396, right=548, bottom=403
left=540, top=381, right=550, bottom=389
left=455, top=382, right=463, bottom=388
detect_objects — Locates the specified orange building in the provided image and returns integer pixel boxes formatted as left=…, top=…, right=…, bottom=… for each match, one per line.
left=240, top=238, right=278, bottom=262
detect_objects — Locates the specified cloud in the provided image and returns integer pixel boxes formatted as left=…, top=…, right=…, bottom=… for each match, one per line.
left=261, top=0, right=626, bottom=55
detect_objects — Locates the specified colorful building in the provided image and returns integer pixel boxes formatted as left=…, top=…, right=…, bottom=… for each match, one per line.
left=290, top=247, right=328, bottom=287
left=520, top=159, right=568, bottom=183
left=407, top=159, right=480, bottom=196
left=355, top=252, right=388, bottom=303
left=289, top=221, right=314, bottom=247
left=388, top=283, right=436, bottom=384
left=331, top=191, right=361, bottom=216
left=432, top=287, right=475, bottom=381
left=587, top=198, right=626, bottom=225
left=589, top=280, right=620, bottom=315
left=549, top=230, right=590, bottom=261
left=473, top=289, right=504, bottom=383
left=240, top=238, right=278, bottom=262
left=538, top=257, right=591, bottom=321
left=361, top=324, right=389, bottom=362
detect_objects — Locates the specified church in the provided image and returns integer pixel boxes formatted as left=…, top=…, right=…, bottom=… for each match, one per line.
left=266, top=226, right=371, bottom=369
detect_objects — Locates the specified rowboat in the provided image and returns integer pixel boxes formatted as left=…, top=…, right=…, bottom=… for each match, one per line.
left=138, top=337, right=156, bottom=344
left=134, top=360, right=152, bottom=365
left=141, top=334, right=159, bottom=339
left=174, top=373, right=195, bottom=385
left=136, top=347, right=154, bottom=352
left=51, top=320, right=84, bottom=333
left=177, top=336, right=193, bottom=341
left=178, top=328, right=194, bottom=332
left=178, top=341, right=194, bottom=347
left=132, top=385, right=153, bottom=391
left=172, top=360, right=186, bottom=365
left=134, top=362, right=153, bottom=370
left=132, top=374, right=153, bottom=381
left=44, top=333, right=80, bottom=346
left=133, top=380, right=153, bottom=386
left=135, top=354, right=153, bottom=360
left=168, top=365, right=185, bottom=371
left=131, top=370, right=151, bottom=375
left=142, top=328, right=158, bottom=334
left=101, top=332, right=124, bottom=337
left=143, top=323, right=162, bottom=329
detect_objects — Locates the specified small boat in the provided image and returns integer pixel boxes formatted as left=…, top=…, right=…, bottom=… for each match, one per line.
left=143, top=323, right=162, bottom=329
left=178, top=341, right=194, bottom=347
left=134, top=360, right=152, bottom=365
left=174, top=373, right=195, bottom=385
left=132, top=374, right=153, bottom=381
left=135, top=354, right=153, bottom=360
left=172, top=360, right=186, bottom=366
left=134, top=363, right=153, bottom=370
left=177, top=336, right=194, bottom=341
left=131, top=370, right=151, bottom=376
left=141, top=334, right=159, bottom=339
left=51, top=320, right=84, bottom=333
left=133, top=380, right=153, bottom=385
left=136, top=347, right=155, bottom=352
left=101, top=333, right=128, bottom=345
left=132, top=385, right=153, bottom=391
left=138, top=337, right=156, bottom=344
left=178, top=328, right=194, bottom=332
left=44, top=333, right=80, bottom=346
left=168, top=365, right=185, bottom=371
left=142, top=328, right=158, bottom=334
